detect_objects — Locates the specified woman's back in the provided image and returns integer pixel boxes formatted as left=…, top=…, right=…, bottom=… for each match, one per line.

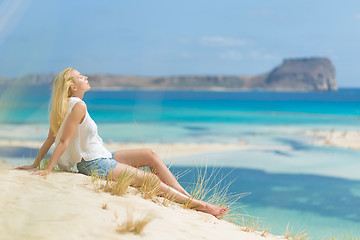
left=55, top=97, right=111, bottom=170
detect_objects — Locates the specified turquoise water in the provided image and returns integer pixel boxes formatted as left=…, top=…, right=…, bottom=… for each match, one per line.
left=172, top=166, right=360, bottom=238
left=1, top=87, right=360, bottom=124
left=0, top=87, right=359, bottom=238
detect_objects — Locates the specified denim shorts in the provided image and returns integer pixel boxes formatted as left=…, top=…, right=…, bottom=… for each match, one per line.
left=77, top=151, right=118, bottom=179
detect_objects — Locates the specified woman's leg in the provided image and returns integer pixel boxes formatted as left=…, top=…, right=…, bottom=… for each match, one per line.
left=111, top=162, right=229, bottom=217
left=113, top=149, right=190, bottom=197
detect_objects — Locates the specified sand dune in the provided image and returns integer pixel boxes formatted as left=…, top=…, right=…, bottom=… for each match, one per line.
left=0, top=163, right=285, bottom=240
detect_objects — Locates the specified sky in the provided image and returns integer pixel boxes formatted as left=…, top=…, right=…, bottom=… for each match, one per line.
left=0, top=0, right=359, bottom=87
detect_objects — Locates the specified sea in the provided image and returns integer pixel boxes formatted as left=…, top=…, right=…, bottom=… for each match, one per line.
left=0, top=86, right=359, bottom=239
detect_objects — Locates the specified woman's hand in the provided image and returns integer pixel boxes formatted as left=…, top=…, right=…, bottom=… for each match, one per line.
left=15, top=164, right=37, bottom=170
left=32, top=169, right=50, bottom=176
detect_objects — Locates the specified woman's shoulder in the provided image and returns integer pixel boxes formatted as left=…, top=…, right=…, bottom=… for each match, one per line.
left=68, top=97, right=87, bottom=112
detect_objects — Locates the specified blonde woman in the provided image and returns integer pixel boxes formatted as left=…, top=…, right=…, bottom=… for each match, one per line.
left=16, top=68, right=229, bottom=217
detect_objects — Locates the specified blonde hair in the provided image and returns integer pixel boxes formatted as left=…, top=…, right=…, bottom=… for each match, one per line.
left=49, top=67, right=75, bottom=136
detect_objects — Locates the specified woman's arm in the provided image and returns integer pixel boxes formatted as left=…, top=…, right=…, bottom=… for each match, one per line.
left=32, top=102, right=87, bottom=176
left=16, top=128, right=56, bottom=170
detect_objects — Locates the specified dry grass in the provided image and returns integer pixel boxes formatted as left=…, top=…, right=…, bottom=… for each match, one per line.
left=285, top=223, right=292, bottom=239
left=179, top=165, right=270, bottom=233
left=36, top=156, right=60, bottom=172
left=293, top=229, right=309, bottom=240
left=238, top=214, right=275, bottom=237
left=89, top=167, right=162, bottom=200
left=285, top=223, right=309, bottom=240
left=181, top=165, right=248, bottom=222
left=139, top=172, right=161, bottom=199
left=34, top=156, right=61, bottom=179
left=159, top=187, right=177, bottom=207
left=115, top=210, right=152, bottom=235
left=241, top=215, right=261, bottom=232
left=261, top=225, right=270, bottom=237
left=37, top=156, right=50, bottom=170
left=89, top=169, right=134, bottom=196
left=88, top=165, right=161, bottom=202
left=102, top=170, right=134, bottom=196
left=90, top=170, right=103, bottom=193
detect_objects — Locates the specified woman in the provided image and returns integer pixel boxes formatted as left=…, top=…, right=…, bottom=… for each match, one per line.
left=16, top=67, right=229, bottom=217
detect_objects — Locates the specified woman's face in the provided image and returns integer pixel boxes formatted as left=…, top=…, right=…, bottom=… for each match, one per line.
left=71, top=69, right=91, bottom=93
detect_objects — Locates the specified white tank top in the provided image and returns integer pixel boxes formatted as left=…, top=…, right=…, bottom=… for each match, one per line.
left=55, top=97, right=112, bottom=171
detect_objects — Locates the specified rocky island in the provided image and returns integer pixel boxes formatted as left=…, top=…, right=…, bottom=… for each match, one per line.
left=0, top=57, right=337, bottom=92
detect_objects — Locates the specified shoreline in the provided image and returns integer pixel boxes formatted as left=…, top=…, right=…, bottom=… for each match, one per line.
left=1, top=129, right=359, bottom=181
left=0, top=139, right=291, bottom=159
left=1, top=128, right=359, bottom=158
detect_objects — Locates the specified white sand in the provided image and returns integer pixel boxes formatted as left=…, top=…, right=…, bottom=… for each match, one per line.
left=0, top=163, right=284, bottom=240
left=305, top=130, right=360, bottom=150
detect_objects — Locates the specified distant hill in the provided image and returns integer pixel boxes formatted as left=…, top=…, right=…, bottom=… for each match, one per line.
left=0, top=57, right=337, bottom=92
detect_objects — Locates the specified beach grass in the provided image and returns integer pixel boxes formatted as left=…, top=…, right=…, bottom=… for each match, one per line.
left=159, top=187, right=178, bottom=206
left=176, top=163, right=279, bottom=234
left=37, top=156, right=50, bottom=170
left=85, top=161, right=335, bottom=240
left=115, top=209, right=152, bottom=235
left=90, top=170, right=102, bottom=193
left=35, top=155, right=61, bottom=173
left=103, top=169, right=134, bottom=196
left=284, top=223, right=309, bottom=240
left=240, top=215, right=261, bottom=232
left=89, top=169, right=135, bottom=196
left=261, top=224, right=271, bottom=237
left=181, top=164, right=248, bottom=223
left=139, top=171, right=161, bottom=199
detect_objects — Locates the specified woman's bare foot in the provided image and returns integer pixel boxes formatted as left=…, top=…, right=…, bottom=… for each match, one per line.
left=199, top=202, right=229, bottom=217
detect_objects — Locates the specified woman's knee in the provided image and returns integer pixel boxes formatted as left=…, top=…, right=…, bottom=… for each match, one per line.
left=144, top=149, right=161, bottom=163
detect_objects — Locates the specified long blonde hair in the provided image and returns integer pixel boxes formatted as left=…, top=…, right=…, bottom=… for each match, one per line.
left=49, top=67, right=75, bottom=136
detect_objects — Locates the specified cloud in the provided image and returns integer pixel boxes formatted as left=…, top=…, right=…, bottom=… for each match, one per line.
left=250, top=50, right=279, bottom=61
left=219, top=50, right=243, bottom=60
left=219, top=49, right=279, bottom=61
left=355, top=14, right=360, bottom=19
left=200, top=36, right=250, bottom=47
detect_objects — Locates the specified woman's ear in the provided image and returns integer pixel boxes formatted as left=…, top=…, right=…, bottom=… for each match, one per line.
left=70, top=85, right=77, bottom=92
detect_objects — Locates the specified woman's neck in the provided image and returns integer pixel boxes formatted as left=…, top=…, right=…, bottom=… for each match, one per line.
left=71, top=93, right=84, bottom=100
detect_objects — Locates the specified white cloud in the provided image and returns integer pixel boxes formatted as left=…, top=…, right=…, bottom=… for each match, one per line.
left=200, top=36, right=250, bottom=47
left=355, top=14, right=360, bottom=19
left=219, top=50, right=243, bottom=60
left=250, top=50, right=279, bottom=61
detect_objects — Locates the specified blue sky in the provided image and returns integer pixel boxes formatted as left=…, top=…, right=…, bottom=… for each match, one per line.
left=0, top=0, right=359, bottom=87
